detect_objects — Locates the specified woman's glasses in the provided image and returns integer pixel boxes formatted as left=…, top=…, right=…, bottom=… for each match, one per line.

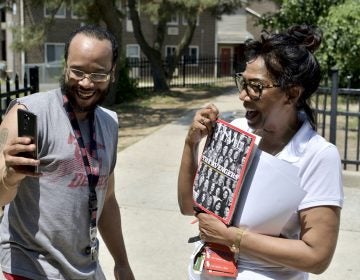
left=234, top=73, right=280, bottom=100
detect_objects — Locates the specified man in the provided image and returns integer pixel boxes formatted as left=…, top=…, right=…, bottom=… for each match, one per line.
left=0, top=25, right=134, bottom=279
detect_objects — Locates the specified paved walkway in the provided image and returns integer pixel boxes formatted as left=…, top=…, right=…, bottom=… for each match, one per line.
left=100, top=88, right=360, bottom=279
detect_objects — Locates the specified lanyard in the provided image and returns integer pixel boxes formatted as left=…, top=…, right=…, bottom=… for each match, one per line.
left=63, top=95, right=99, bottom=261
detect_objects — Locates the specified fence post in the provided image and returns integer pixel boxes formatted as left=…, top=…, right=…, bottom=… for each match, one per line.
left=182, top=57, right=186, bottom=87
left=0, top=79, right=2, bottom=117
left=15, top=74, right=19, bottom=98
left=6, top=75, right=11, bottom=106
left=29, top=66, right=39, bottom=94
left=329, top=68, right=339, bottom=145
left=24, top=72, right=28, bottom=95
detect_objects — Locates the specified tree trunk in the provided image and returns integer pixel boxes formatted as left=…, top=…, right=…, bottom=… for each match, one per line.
left=94, top=0, right=125, bottom=104
left=168, top=15, right=198, bottom=81
left=128, top=0, right=170, bottom=92
left=151, top=61, right=169, bottom=92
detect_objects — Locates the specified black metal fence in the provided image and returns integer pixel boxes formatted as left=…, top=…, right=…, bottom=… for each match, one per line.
left=128, top=57, right=360, bottom=170
left=0, top=67, right=39, bottom=121
left=315, top=69, right=360, bottom=171
left=1, top=60, right=359, bottom=170
left=127, top=56, right=238, bottom=90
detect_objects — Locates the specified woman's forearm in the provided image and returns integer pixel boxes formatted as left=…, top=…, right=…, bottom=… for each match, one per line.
left=177, top=139, right=199, bottom=215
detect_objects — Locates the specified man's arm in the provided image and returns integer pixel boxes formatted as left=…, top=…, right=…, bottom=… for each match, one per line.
left=0, top=103, right=40, bottom=207
left=98, top=172, right=134, bottom=280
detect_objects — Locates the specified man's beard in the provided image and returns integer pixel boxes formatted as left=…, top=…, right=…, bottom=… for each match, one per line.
left=60, top=74, right=109, bottom=113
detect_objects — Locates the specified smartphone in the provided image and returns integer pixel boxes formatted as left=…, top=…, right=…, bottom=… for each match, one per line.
left=17, top=108, right=38, bottom=172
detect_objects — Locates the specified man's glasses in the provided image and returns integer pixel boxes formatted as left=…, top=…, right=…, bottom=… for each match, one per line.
left=234, top=73, right=280, bottom=100
left=68, top=68, right=111, bottom=83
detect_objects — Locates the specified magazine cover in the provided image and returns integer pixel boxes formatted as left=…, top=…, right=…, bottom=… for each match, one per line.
left=192, top=119, right=258, bottom=225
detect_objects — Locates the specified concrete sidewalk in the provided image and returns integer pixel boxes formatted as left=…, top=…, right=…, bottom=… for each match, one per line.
left=100, top=89, right=360, bottom=280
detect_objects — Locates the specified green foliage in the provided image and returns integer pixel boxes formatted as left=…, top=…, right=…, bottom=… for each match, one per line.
left=67, top=0, right=102, bottom=24
left=113, top=58, right=144, bottom=104
left=199, top=0, right=245, bottom=18
left=260, top=0, right=344, bottom=30
left=11, top=25, right=44, bottom=51
left=129, top=0, right=246, bottom=92
left=318, top=0, right=360, bottom=87
left=259, top=0, right=360, bottom=87
left=10, top=0, right=67, bottom=51
left=15, top=0, right=137, bottom=104
left=141, top=0, right=244, bottom=23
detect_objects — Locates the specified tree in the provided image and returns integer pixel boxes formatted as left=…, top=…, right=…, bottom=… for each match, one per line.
left=10, top=0, right=125, bottom=52
left=258, top=0, right=360, bottom=87
left=259, top=0, right=343, bottom=31
left=5, top=0, right=136, bottom=103
left=76, top=0, right=136, bottom=103
left=128, top=0, right=246, bottom=92
left=317, top=0, right=360, bottom=87
left=7, top=0, right=247, bottom=95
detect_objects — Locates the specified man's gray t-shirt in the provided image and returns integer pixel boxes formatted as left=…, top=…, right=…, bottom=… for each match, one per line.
left=0, top=89, right=118, bottom=279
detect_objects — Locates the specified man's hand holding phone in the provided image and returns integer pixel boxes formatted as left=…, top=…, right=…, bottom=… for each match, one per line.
left=0, top=108, right=40, bottom=204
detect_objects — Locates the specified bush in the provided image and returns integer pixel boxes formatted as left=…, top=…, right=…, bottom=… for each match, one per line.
left=114, top=62, right=138, bottom=103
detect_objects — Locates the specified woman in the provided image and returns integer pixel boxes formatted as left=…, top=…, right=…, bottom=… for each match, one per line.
left=196, top=191, right=207, bottom=206
left=209, top=181, right=216, bottom=196
left=223, top=158, right=230, bottom=169
left=211, top=172, right=219, bottom=185
left=222, top=188, right=230, bottom=207
left=177, top=24, right=343, bottom=279
left=205, top=195, right=215, bottom=211
left=212, top=186, right=222, bottom=203
left=212, top=200, right=223, bottom=217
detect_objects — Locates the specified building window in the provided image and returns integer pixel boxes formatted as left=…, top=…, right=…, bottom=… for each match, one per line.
left=126, top=45, right=140, bottom=60
left=165, top=46, right=176, bottom=64
left=167, top=14, right=179, bottom=25
left=165, top=46, right=198, bottom=65
left=126, top=1, right=141, bottom=32
left=44, top=2, right=66, bottom=18
left=126, top=45, right=140, bottom=77
left=126, top=8, right=133, bottom=32
left=167, top=27, right=179, bottom=36
left=165, top=46, right=176, bottom=57
left=182, top=15, right=199, bottom=26
left=45, top=43, right=65, bottom=65
left=183, top=46, right=199, bottom=65
left=71, top=0, right=83, bottom=19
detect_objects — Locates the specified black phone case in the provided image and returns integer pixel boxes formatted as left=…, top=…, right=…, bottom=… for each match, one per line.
left=17, top=108, right=38, bottom=172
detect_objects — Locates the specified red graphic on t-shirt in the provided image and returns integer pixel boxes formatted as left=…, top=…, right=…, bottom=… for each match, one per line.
left=50, top=133, right=108, bottom=189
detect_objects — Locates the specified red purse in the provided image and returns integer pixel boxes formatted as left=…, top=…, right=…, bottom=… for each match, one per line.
left=193, top=243, right=238, bottom=278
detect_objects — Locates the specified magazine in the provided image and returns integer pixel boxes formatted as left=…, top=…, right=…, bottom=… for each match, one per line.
left=192, top=119, right=259, bottom=225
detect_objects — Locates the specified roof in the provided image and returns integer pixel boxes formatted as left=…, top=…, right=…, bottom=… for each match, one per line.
left=217, top=30, right=254, bottom=44
left=216, top=8, right=254, bottom=44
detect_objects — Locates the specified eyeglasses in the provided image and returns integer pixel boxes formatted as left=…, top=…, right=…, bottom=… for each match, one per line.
left=234, top=73, right=280, bottom=100
left=68, top=68, right=111, bottom=83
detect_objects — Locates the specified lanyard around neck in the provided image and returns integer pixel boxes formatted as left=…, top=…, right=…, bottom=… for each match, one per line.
left=63, top=95, right=99, bottom=226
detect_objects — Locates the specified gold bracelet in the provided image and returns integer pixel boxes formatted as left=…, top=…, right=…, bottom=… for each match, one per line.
left=230, top=228, right=246, bottom=254
left=1, top=167, right=18, bottom=191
